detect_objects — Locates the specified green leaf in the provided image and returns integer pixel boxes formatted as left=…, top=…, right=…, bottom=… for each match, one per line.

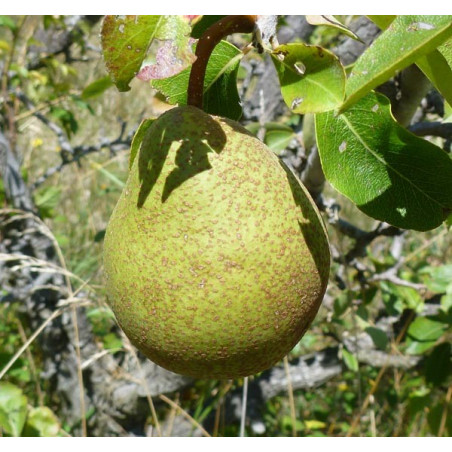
left=342, top=348, right=359, bottom=372
left=316, top=91, right=452, bottom=231
left=129, top=118, right=155, bottom=170
left=420, top=264, right=452, bottom=293
left=333, top=292, right=351, bottom=317
left=81, top=76, right=114, bottom=100
left=407, top=317, right=448, bottom=342
left=416, top=46, right=452, bottom=107
left=151, top=40, right=243, bottom=120
left=342, top=15, right=452, bottom=111
left=365, top=327, right=388, bottom=351
left=405, top=338, right=437, bottom=355
left=425, top=343, right=451, bottom=386
left=22, top=407, right=60, bottom=437
left=369, top=17, right=452, bottom=107
left=0, top=15, right=17, bottom=32
left=306, top=15, right=362, bottom=41
left=245, top=122, right=295, bottom=153
left=101, top=15, right=163, bottom=91
left=367, top=15, right=397, bottom=30
left=304, top=419, right=326, bottom=430
left=103, top=332, right=123, bottom=351
left=271, top=43, right=345, bottom=114
left=0, top=382, right=28, bottom=436
left=191, top=16, right=225, bottom=38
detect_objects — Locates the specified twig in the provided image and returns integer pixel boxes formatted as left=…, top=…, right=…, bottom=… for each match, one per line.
left=239, top=377, right=249, bottom=437
left=16, top=91, right=73, bottom=156
left=125, top=340, right=162, bottom=437
left=283, top=356, right=297, bottom=437
left=30, top=131, right=133, bottom=190
left=159, top=394, right=211, bottom=437
left=71, top=305, right=87, bottom=437
left=438, top=385, right=452, bottom=437
left=409, top=121, right=452, bottom=139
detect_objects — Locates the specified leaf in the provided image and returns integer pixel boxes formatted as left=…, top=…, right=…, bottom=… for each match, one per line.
left=425, top=343, right=451, bottom=386
left=81, top=76, right=114, bottom=100
left=342, top=15, right=452, bottom=111
left=129, top=118, right=155, bottom=170
left=101, top=15, right=163, bottom=91
left=407, top=317, right=448, bottom=342
left=416, top=47, right=452, bottom=107
left=367, top=15, right=397, bottom=30
left=365, top=327, right=388, bottom=351
left=271, top=43, right=346, bottom=114
left=306, top=15, right=362, bottom=41
left=304, top=419, right=326, bottom=430
left=136, top=15, right=196, bottom=81
left=245, top=122, right=295, bottom=153
left=0, top=382, right=28, bottom=436
left=369, top=17, right=452, bottom=107
left=0, top=15, right=16, bottom=31
left=191, top=16, right=226, bottom=38
left=342, top=348, right=359, bottom=372
left=405, top=338, right=438, bottom=355
left=420, top=264, right=452, bottom=293
left=151, top=40, right=243, bottom=120
left=315, top=91, right=452, bottom=231
left=22, top=407, right=60, bottom=437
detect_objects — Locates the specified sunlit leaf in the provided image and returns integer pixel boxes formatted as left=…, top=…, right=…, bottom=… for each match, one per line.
left=0, top=382, right=28, bottom=436
left=342, top=15, right=452, bottom=111
left=137, top=15, right=196, bottom=81
left=306, top=15, right=362, bottom=41
left=407, top=317, right=448, bottom=342
left=22, top=407, right=60, bottom=437
left=272, top=43, right=345, bottom=114
left=342, top=348, right=359, bottom=372
left=316, top=91, right=452, bottom=231
left=101, top=15, right=163, bottom=91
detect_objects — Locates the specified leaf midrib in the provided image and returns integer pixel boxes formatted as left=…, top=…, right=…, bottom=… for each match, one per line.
left=340, top=115, right=444, bottom=208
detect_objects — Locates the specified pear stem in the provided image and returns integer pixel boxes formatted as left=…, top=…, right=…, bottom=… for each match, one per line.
left=187, top=15, right=257, bottom=110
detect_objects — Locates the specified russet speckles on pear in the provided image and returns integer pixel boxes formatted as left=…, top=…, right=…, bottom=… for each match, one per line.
left=103, top=105, right=330, bottom=379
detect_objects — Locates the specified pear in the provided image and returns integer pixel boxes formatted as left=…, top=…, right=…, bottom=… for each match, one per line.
left=103, top=106, right=330, bottom=379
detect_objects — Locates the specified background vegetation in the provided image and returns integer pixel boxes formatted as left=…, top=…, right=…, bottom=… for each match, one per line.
left=0, top=15, right=451, bottom=437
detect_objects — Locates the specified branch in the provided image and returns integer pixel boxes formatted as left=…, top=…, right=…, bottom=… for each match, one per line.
left=409, top=121, right=452, bottom=140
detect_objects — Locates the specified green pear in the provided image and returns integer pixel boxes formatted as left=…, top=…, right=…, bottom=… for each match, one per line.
left=103, top=106, right=330, bottom=379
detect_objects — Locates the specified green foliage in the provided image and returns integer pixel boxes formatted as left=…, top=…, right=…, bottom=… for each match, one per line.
left=0, top=382, right=28, bottom=436
left=151, top=40, right=243, bottom=120
left=271, top=43, right=345, bottom=113
left=245, top=121, right=296, bottom=153
left=0, top=383, right=61, bottom=437
left=342, top=15, right=452, bottom=111
left=2, top=13, right=452, bottom=438
left=315, top=91, right=452, bottom=231
left=101, top=15, right=163, bottom=92
left=101, top=15, right=195, bottom=92
left=81, top=76, right=114, bottom=100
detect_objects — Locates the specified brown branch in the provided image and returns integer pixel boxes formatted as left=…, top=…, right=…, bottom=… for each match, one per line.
left=187, top=15, right=257, bottom=110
